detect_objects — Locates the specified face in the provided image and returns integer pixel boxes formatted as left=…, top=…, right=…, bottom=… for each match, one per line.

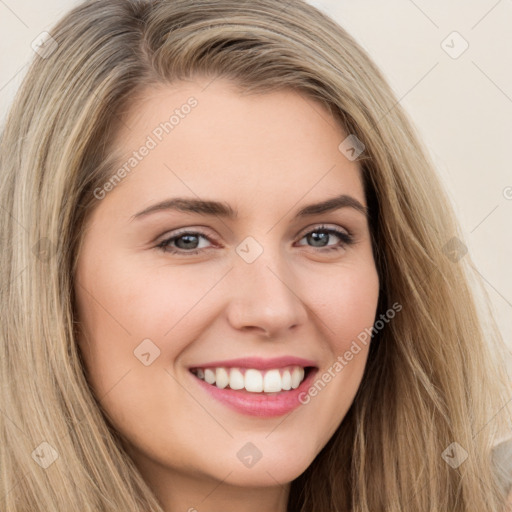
left=74, top=77, right=379, bottom=507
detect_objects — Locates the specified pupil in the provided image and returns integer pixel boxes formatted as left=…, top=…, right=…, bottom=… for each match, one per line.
left=177, top=234, right=199, bottom=249
left=309, top=231, right=328, bottom=247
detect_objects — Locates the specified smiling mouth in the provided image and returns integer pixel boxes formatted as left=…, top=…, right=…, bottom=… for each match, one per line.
left=189, top=366, right=316, bottom=394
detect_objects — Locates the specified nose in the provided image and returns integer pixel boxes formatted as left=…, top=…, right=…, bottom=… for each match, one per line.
left=225, top=247, right=308, bottom=337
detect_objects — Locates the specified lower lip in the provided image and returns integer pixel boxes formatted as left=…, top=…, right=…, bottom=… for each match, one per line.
left=190, top=368, right=319, bottom=417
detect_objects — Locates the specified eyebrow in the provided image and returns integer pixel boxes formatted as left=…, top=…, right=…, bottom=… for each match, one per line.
left=130, top=193, right=369, bottom=222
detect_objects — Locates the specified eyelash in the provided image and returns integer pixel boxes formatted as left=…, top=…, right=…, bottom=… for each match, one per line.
left=155, top=225, right=354, bottom=256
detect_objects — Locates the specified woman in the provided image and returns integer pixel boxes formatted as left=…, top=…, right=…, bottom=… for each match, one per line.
left=0, top=0, right=510, bottom=510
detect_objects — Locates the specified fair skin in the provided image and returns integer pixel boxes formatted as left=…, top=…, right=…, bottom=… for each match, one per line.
left=74, top=77, right=380, bottom=512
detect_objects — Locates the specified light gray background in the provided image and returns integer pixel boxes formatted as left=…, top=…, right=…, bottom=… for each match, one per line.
left=1, top=1, right=511, bottom=356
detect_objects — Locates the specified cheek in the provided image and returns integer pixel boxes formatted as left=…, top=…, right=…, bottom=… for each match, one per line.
left=73, top=254, right=152, bottom=395
left=308, top=260, right=380, bottom=348
left=73, top=257, right=216, bottom=384
left=288, top=261, right=379, bottom=443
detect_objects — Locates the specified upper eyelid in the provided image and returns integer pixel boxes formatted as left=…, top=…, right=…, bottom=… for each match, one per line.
left=297, top=223, right=351, bottom=237
left=159, top=223, right=351, bottom=245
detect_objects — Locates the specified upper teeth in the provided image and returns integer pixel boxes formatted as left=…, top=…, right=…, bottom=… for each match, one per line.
left=192, top=366, right=306, bottom=393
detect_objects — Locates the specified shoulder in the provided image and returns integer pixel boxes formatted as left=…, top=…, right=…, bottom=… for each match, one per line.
left=492, top=437, right=512, bottom=505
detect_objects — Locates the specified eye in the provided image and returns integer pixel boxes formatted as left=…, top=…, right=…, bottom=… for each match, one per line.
left=295, top=225, right=354, bottom=252
left=155, top=224, right=354, bottom=255
left=156, top=230, right=214, bottom=255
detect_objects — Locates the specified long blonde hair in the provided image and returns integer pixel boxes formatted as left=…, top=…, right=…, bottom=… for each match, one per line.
left=1, top=0, right=510, bottom=510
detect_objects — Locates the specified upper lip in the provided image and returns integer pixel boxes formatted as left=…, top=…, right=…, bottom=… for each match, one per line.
left=189, top=356, right=318, bottom=371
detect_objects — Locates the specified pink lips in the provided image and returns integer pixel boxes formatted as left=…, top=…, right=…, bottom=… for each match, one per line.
left=188, top=357, right=319, bottom=417
left=188, top=355, right=317, bottom=371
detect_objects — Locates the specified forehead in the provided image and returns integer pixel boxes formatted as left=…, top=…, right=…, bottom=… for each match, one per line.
left=104, top=77, right=365, bottom=217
